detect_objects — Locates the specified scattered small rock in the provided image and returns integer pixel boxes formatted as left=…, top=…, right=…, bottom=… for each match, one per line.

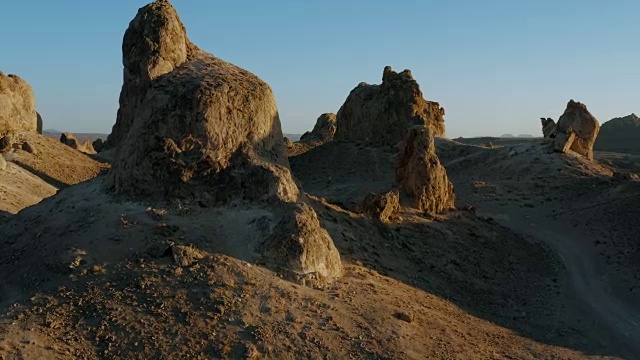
left=170, top=244, right=205, bottom=267
left=394, top=311, right=414, bottom=323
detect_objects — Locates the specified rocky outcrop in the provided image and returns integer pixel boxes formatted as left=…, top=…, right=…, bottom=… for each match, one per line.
left=60, top=132, right=96, bottom=154
left=357, top=189, right=400, bottom=222
left=92, top=138, right=106, bottom=153
left=334, top=66, right=445, bottom=146
left=20, top=141, right=37, bottom=154
left=0, top=133, right=15, bottom=152
left=0, top=72, right=37, bottom=135
left=300, top=113, right=337, bottom=145
left=0, top=154, right=6, bottom=172
left=553, top=100, right=600, bottom=159
left=106, top=0, right=342, bottom=286
left=541, top=118, right=556, bottom=138
left=260, top=203, right=342, bottom=287
left=595, top=113, right=640, bottom=154
left=36, top=113, right=43, bottom=134
left=105, top=0, right=198, bottom=149
left=396, top=126, right=455, bottom=215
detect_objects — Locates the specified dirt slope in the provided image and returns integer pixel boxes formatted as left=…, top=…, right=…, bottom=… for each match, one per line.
left=0, top=136, right=638, bottom=359
left=0, top=133, right=109, bottom=215
left=0, top=161, right=57, bottom=214
left=436, top=137, right=640, bottom=357
left=0, top=176, right=625, bottom=359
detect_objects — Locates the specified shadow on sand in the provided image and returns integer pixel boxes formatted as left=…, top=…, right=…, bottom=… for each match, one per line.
left=310, top=198, right=635, bottom=359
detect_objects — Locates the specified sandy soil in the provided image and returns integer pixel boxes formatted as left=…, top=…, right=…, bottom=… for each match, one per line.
left=436, top=137, right=640, bottom=357
left=0, top=133, right=108, bottom=215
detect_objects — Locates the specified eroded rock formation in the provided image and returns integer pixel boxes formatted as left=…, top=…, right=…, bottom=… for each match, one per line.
left=300, top=113, right=337, bottom=145
left=357, top=190, right=400, bottom=222
left=60, top=132, right=96, bottom=154
left=553, top=100, right=600, bottom=159
left=0, top=72, right=37, bottom=135
left=36, top=113, right=43, bottom=134
left=335, top=66, right=445, bottom=146
left=105, top=0, right=342, bottom=286
left=260, top=203, right=343, bottom=286
left=396, top=126, right=455, bottom=215
left=541, top=118, right=556, bottom=138
left=105, top=0, right=199, bottom=149
left=92, top=138, right=106, bottom=153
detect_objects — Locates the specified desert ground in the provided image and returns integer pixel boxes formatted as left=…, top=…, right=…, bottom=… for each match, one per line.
left=1, top=135, right=639, bottom=359
left=1, top=1, right=639, bottom=359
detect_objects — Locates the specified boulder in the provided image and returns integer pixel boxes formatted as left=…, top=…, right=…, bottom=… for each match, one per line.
left=541, top=118, right=556, bottom=138
left=259, top=203, right=343, bottom=287
left=299, top=113, right=337, bottom=145
left=0, top=154, right=6, bottom=172
left=20, top=141, right=37, bottom=155
left=92, top=138, right=106, bottom=153
left=553, top=100, right=600, bottom=159
left=357, top=189, right=400, bottom=222
left=0, top=72, right=37, bottom=135
left=335, top=66, right=445, bottom=146
left=105, top=0, right=342, bottom=286
left=396, top=126, right=455, bottom=215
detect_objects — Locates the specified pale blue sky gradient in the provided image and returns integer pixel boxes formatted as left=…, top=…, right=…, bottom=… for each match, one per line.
left=2, top=1, right=639, bottom=137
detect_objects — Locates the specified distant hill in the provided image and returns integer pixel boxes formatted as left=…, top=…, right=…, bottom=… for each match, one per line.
left=517, top=134, right=534, bottom=138
left=595, top=113, right=640, bottom=154
left=284, top=133, right=302, bottom=142
left=500, top=134, right=515, bottom=138
left=43, top=130, right=108, bottom=144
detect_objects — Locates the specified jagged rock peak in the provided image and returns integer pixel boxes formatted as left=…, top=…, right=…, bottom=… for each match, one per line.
left=334, top=66, right=445, bottom=146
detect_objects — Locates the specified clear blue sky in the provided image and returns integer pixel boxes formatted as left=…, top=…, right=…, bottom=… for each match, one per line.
left=2, top=1, right=639, bottom=137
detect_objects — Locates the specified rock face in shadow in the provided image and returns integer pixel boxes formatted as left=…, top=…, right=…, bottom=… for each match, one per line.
left=553, top=100, right=600, bottom=159
left=60, top=132, right=96, bottom=154
left=105, top=0, right=342, bottom=286
left=335, top=66, right=445, bottom=146
left=0, top=72, right=37, bottom=135
left=541, top=118, right=556, bottom=138
left=36, top=113, right=43, bottom=134
left=396, top=126, right=455, bottom=215
left=92, top=138, right=106, bottom=153
left=595, top=113, right=640, bottom=154
left=300, top=113, right=337, bottom=146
